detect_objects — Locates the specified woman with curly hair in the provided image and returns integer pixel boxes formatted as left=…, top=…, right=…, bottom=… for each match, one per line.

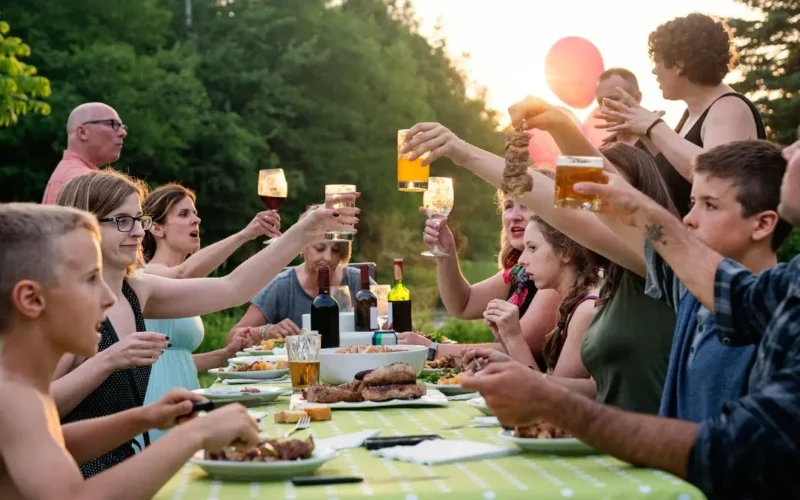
left=598, top=13, right=766, bottom=217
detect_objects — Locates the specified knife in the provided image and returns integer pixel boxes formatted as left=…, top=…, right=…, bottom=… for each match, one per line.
left=292, top=475, right=447, bottom=486
left=190, top=397, right=266, bottom=414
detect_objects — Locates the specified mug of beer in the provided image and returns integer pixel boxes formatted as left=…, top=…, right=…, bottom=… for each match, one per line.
left=397, top=129, right=430, bottom=192
left=554, top=156, right=605, bottom=211
left=287, top=334, right=321, bottom=392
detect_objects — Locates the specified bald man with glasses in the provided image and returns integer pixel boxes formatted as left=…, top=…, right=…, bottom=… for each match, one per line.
left=42, top=103, right=129, bottom=204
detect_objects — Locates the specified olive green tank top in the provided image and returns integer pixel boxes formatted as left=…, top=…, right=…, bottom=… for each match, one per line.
left=580, top=270, right=676, bottom=414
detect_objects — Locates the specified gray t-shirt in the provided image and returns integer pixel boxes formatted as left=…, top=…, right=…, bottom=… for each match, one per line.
left=251, top=267, right=369, bottom=327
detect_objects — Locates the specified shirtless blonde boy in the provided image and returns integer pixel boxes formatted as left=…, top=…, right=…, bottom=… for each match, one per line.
left=0, top=204, right=260, bottom=499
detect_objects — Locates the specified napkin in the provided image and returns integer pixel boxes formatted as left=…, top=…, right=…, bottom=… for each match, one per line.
left=373, top=439, right=516, bottom=465
left=316, top=430, right=381, bottom=450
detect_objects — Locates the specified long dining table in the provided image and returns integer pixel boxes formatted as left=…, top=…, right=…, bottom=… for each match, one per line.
left=155, top=378, right=706, bottom=500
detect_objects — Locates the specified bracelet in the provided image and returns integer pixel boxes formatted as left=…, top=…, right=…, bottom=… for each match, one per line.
left=645, top=118, right=664, bottom=139
left=259, top=325, right=269, bottom=340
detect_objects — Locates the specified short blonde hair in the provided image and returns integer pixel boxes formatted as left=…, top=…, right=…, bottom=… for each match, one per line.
left=300, top=204, right=352, bottom=264
left=0, top=203, right=100, bottom=331
left=57, top=169, right=149, bottom=275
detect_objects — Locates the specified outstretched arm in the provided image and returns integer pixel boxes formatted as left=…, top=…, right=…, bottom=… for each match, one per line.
left=145, top=211, right=279, bottom=279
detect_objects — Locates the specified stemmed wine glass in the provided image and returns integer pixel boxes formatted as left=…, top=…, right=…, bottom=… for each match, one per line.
left=421, top=177, right=454, bottom=257
left=257, top=169, right=288, bottom=245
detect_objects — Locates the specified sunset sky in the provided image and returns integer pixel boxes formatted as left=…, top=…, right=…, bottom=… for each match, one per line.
left=410, top=0, right=760, bottom=127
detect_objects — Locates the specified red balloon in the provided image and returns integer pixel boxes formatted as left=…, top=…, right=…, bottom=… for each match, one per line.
left=582, top=106, right=613, bottom=148
left=545, top=37, right=605, bottom=109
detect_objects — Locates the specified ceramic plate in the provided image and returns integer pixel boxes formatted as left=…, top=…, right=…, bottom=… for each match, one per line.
left=192, top=386, right=285, bottom=404
left=425, top=383, right=476, bottom=396
left=466, top=397, right=493, bottom=416
left=190, top=447, right=338, bottom=481
left=497, top=430, right=597, bottom=455
left=290, top=389, right=449, bottom=410
left=209, top=367, right=289, bottom=380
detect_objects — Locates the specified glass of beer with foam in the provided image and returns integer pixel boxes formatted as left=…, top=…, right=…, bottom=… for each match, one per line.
left=554, top=156, right=605, bottom=211
left=397, top=129, right=430, bottom=192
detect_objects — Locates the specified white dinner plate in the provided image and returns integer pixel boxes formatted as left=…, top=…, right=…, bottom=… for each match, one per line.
left=229, top=355, right=287, bottom=365
left=190, top=446, right=338, bottom=481
left=290, top=389, right=449, bottom=410
left=466, top=397, right=493, bottom=416
left=192, top=386, right=285, bottom=404
left=497, top=429, right=598, bottom=455
left=209, top=367, right=289, bottom=380
left=425, top=383, right=476, bottom=396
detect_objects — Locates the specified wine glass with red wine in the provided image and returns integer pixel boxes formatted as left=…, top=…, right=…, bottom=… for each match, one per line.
left=257, top=169, right=288, bottom=245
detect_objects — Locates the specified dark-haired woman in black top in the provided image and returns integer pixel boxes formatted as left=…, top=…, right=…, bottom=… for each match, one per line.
left=597, top=12, right=765, bottom=217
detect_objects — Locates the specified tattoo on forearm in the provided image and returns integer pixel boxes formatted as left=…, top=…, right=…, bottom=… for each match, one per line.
left=645, top=224, right=667, bottom=245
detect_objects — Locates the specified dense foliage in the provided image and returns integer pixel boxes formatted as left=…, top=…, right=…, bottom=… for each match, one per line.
left=0, top=0, right=505, bottom=275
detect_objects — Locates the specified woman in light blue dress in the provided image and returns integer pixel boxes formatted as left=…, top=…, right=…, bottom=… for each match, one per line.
left=139, top=183, right=280, bottom=442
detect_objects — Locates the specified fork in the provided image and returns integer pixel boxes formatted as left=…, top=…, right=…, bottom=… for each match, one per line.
left=282, top=414, right=311, bottom=438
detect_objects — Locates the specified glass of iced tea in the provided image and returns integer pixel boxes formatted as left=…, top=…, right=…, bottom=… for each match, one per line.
left=554, top=156, right=605, bottom=211
left=286, top=334, right=321, bottom=392
left=397, top=129, right=430, bottom=192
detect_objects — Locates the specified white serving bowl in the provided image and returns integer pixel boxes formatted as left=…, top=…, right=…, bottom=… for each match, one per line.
left=319, top=344, right=427, bottom=385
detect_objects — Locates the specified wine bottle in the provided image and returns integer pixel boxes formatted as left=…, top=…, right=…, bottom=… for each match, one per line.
left=355, top=265, right=378, bottom=331
left=311, top=265, right=339, bottom=348
left=387, top=258, right=412, bottom=332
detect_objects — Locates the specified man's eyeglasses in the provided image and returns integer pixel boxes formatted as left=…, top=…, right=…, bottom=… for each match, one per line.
left=82, top=119, right=128, bottom=132
left=98, top=215, right=153, bottom=232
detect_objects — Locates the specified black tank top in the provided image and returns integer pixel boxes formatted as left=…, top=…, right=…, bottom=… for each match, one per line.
left=61, top=280, right=151, bottom=478
left=654, top=92, right=766, bottom=217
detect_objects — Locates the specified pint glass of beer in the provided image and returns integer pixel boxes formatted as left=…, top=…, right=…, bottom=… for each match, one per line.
left=287, top=334, right=321, bottom=392
left=554, top=156, right=605, bottom=211
left=397, top=129, right=430, bottom=192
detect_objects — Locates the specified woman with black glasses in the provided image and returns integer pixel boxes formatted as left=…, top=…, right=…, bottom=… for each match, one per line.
left=51, top=169, right=358, bottom=478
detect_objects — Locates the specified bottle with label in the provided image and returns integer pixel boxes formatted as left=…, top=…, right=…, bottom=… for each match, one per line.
left=354, top=264, right=378, bottom=331
left=387, top=258, right=412, bottom=332
left=311, top=265, right=340, bottom=348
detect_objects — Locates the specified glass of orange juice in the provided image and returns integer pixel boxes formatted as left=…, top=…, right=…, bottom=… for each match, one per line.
left=397, top=129, right=430, bottom=192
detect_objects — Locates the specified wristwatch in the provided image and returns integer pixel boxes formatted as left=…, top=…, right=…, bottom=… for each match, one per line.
left=427, top=342, right=439, bottom=361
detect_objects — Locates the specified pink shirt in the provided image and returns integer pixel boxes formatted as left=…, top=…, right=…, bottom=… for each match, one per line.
left=42, top=151, right=98, bottom=204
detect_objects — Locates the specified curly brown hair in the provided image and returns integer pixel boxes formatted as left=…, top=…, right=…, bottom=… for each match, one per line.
left=648, top=13, right=737, bottom=86
left=531, top=216, right=604, bottom=370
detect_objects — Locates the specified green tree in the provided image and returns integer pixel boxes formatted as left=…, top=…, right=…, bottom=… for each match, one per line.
left=0, top=9, right=51, bottom=126
left=728, top=0, right=799, bottom=145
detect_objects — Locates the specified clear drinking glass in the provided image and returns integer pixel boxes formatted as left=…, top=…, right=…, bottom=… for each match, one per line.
left=397, top=129, right=430, bottom=192
left=331, top=286, right=352, bottom=312
left=257, top=169, right=288, bottom=245
left=325, top=184, right=357, bottom=241
left=286, top=334, right=321, bottom=392
left=370, top=284, right=391, bottom=329
left=554, top=156, right=605, bottom=211
left=421, top=177, right=454, bottom=257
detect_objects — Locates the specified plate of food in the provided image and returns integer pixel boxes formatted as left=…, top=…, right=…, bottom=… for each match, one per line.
left=497, top=424, right=597, bottom=454
left=423, top=368, right=475, bottom=396
left=191, top=437, right=338, bottom=481
left=294, top=362, right=448, bottom=409
left=421, top=355, right=459, bottom=376
left=244, top=338, right=286, bottom=356
left=192, top=386, right=285, bottom=404
left=420, top=331, right=457, bottom=344
left=320, top=344, right=426, bottom=385
left=229, top=355, right=287, bottom=366
left=209, top=360, right=290, bottom=380
left=466, top=396, right=493, bottom=416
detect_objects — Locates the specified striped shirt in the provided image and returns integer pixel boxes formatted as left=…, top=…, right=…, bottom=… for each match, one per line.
left=688, top=255, right=800, bottom=499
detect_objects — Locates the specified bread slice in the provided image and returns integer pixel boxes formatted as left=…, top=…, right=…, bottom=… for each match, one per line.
left=273, top=410, right=309, bottom=424
left=295, top=403, right=332, bottom=421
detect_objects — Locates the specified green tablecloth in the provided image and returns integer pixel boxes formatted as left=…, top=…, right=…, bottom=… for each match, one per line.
left=155, top=381, right=705, bottom=500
